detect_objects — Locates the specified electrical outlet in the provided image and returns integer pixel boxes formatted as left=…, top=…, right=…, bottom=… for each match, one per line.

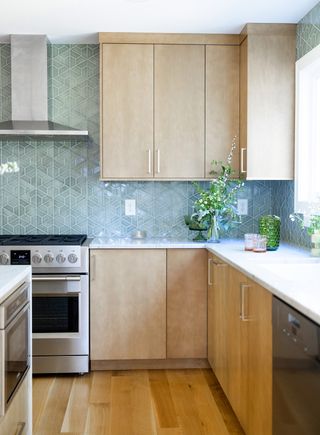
left=125, top=199, right=136, bottom=216
left=237, top=199, right=248, bottom=215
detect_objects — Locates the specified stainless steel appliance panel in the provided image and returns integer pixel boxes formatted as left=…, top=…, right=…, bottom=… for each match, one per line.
left=0, top=281, right=31, bottom=417
left=273, top=297, right=320, bottom=435
left=33, top=355, right=89, bottom=374
left=32, top=274, right=88, bottom=356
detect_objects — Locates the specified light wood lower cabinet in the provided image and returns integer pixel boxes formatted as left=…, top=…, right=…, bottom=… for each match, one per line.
left=90, top=249, right=167, bottom=360
left=207, top=252, right=229, bottom=389
left=167, top=249, right=207, bottom=358
left=208, top=252, right=272, bottom=435
left=90, top=248, right=208, bottom=366
left=246, top=279, right=272, bottom=435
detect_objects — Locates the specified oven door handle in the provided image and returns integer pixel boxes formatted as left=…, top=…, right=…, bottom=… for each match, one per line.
left=32, top=276, right=81, bottom=282
left=34, top=292, right=80, bottom=296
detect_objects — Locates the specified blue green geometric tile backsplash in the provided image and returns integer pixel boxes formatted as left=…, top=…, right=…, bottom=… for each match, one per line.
left=1, top=3, right=318, bottom=245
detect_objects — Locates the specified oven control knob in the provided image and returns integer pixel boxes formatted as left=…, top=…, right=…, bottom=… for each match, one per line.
left=68, top=253, right=78, bottom=264
left=44, top=253, right=54, bottom=264
left=32, top=253, right=42, bottom=264
left=0, top=253, right=9, bottom=265
left=56, top=253, right=66, bottom=264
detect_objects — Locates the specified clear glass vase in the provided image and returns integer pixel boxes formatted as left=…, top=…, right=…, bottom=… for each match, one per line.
left=207, top=214, right=220, bottom=243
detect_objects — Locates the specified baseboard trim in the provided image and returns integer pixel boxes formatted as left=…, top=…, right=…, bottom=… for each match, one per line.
left=91, top=358, right=210, bottom=371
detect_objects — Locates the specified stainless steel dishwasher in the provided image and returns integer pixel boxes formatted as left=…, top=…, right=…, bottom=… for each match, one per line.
left=273, top=296, right=320, bottom=434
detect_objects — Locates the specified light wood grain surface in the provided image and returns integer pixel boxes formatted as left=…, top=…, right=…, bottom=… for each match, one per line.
left=246, top=280, right=272, bottom=435
left=99, top=33, right=240, bottom=45
left=90, top=249, right=167, bottom=360
left=167, top=249, right=207, bottom=359
left=33, top=369, right=245, bottom=435
left=154, top=44, right=205, bottom=178
left=207, top=253, right=229, bottom=392
left=101, top=44, right=154, bottom=179
left=240, top=26, right=295, bottom=180
left=206, top=45, right=240, bottom=177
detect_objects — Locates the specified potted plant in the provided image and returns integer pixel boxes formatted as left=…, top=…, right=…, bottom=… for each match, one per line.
left=289, top=213, right=320, bottom=256
left=190, top=138, right=244, bottom=242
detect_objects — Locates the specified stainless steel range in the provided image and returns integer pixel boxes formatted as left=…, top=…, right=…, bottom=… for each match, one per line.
left=0, top=234, right=89, bottom=374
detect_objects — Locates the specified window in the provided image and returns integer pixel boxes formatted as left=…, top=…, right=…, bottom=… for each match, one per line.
left=295, top=43, right=320, bottom=215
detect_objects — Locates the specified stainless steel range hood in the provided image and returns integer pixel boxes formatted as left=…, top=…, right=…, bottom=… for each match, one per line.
left=0, top=35, right=88, bottom=137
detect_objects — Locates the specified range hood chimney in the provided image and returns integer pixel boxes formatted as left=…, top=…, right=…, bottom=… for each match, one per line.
left=0, top=35, right=88, bottom=137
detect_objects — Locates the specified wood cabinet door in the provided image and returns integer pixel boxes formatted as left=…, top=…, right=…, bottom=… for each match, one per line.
left=167, top=249, right=207, bottom=358
left=227, top=266, right=248, bottom=432
left=207, top=253, right=229, bottom=391
left=206, top=45, right=240, bottom=177
left=101, top=44, right=154, bottom=179
left=154, top=44, right=205, bottom=178
left=240, top=30, right=295, bottom=180
left=90, top=249, right=166, bottom=360
left=247, top=279, right=272, bottom=435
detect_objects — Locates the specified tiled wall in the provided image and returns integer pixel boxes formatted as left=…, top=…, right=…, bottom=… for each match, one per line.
left=272, top=1, right=320, bottom=248
left=0, top=43, right=273, bottom=239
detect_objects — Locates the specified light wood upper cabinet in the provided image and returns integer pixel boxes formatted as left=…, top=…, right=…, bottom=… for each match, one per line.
left=206, top=45, right=240, bottom=177
left=101, top=44, right=154, bottom=179
left=239, top=24, right=296, bottom=180
left=167, top=249, right=207, bottom=358
left=90, top=249, right=166, bottom=360
left=154, top=45, right=205, bottom=178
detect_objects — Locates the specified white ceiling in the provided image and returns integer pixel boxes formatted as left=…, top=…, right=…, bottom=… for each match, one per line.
left=0, top=0, right=318, bottom=43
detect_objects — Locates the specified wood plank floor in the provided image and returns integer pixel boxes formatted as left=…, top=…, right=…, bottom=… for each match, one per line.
left=33, top=369, right=245, bottom=435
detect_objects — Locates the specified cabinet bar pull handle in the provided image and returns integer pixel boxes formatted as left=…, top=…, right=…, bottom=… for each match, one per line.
left=32, top=276, right=80, bottom=282
left=147, top=149, right=152, bottom=174
left=208, top=258, right=213, bottom=285
left=91, top=254, right=96, bottom=281
left=240, top=148, right=247, bottom=174
left=240, top=283, right=250, bottom=321
left=156, top=149, right=161, bottom=173
left=15, top=422, right=25, bottom=435
left=211, top=260, right=227, bottom=267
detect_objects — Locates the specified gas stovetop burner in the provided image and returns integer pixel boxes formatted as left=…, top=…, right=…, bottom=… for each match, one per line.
left=0, top=234, right=87, bottom=246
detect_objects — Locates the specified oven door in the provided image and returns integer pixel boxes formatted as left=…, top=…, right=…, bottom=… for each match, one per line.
left=0, top=303, right=30, bottom=416
left=32, top=275, right=88, bottom=356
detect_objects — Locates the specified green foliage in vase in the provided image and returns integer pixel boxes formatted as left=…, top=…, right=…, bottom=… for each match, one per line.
left=290, top=212, right=320, bottom=235
left=192, top=138, right=244, bottom=232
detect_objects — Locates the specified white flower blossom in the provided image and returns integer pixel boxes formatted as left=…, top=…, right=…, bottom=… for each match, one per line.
left=0, top=161, right=19, bottom=175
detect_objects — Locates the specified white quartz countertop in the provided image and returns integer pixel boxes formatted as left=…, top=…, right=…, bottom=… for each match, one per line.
left=90, top=237, right=206, bottom=249
left=0, top=265, right=32, bottom=303
left=90, top=237, right=320, bottom=324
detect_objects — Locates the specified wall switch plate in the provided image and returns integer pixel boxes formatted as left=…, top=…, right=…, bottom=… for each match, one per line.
left=237, top=199, right=248, bottom=215
left=125, top=199, right=136, bottom=216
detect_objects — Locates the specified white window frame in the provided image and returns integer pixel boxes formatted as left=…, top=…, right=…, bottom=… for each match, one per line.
left=295, top=43, right=320, bottom=216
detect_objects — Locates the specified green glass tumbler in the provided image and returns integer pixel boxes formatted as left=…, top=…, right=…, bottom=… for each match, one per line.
left=259, top=215, right=281, bottom=251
